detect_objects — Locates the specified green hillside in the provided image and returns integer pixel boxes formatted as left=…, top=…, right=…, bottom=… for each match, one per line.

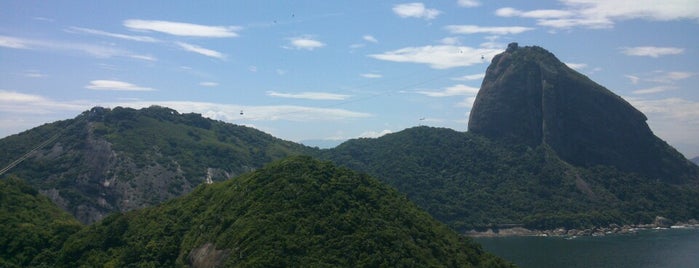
left=323, top=126, right=699, bottom=231
left=0, top=177, right=82, bottom=267
left=0, top=106, right=313, bottom=223
left=52, top=156, right=512, bottom=267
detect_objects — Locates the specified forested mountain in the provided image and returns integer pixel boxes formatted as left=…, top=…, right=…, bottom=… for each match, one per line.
left=0, top=106, right=313, bottom=223
left=21, top=156, right=511, bottom=267
left=2, top=44, right=697, bottom=238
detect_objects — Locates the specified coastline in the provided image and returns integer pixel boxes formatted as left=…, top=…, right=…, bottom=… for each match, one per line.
left=465, top=218, right=699, bottom=238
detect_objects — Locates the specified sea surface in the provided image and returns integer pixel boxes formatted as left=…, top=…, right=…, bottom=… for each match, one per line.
left=474, top=228, right=699, bottom=268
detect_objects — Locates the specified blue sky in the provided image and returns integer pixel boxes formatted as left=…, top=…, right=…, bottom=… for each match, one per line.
left=2, top=0, right=699, bottom=157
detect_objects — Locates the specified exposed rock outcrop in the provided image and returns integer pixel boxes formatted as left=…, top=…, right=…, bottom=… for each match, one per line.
left=468, top=43, right=698, bottom=183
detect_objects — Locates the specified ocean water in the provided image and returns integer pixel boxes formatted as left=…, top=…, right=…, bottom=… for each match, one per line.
left=474, top=228, right=699, bottom=268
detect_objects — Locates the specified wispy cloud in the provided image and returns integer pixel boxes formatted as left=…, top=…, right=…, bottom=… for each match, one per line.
left=369, top=45, right=499, bottom=69
left=287, top=36, right=325, bottom=50
left=23, top=70, right=47, bottom=78
left=176, top=42, right=226, bottom=59
left=85, top=80, right=155, bottom=91
left=417, top=84, right=479, bottom=97
left=496, top=0, right=699, bottom=29
left=445, top=25, right=534, bottom=35
left=0, top=35, right=154, bottom=60
left=0, top=90, right=86, bottom=115
left=393, top=3, right=441, bottom=20
left=457, top=0, right=481, bottom=8
left=452, top=73, right=485, bottom=81
left=565, top=62, right=588, bottom=70
left=626, top=96, right=699, bottom=153
left=266, top=91, right=350, bottom=100
left=363, top=35, right=378, bottom=43
left=620, top=46, right=684, bottom=58
left=628, top=70, right=694, bottom=95
left=124, top=19, right=241, bottom=37
left=647, top=71, right=694, bottom=83
left=632, top=85, right=678, bottom=94
left=67, top=27, right=158, bottom=42
left=0, top=35, right=29, bottom=49
left=199, top=82, right=219, bottom=87
left=496, top=7, right=574, bottom=19
left=360, top=73, right=382, bottom=79
left=358, top=129, right=392, bottom=138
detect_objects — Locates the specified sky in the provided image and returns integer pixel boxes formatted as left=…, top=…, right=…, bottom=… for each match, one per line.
left=1, top=1, right=699, bottom=157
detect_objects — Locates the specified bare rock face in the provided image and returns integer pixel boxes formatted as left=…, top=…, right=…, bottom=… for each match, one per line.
left=468, top=43, right=697, bottom=182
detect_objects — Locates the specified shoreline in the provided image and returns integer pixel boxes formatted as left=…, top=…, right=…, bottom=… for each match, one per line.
left=465, top=218, right=699, bottom=238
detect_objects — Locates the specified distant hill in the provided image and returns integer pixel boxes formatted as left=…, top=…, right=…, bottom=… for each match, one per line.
left=0, top=106, right=313, bottom=223
left=692, top=157, right=699, bottom=165
left=0, top=176, right=82, bottom=267
left=50, top=156, right=512, bottom=267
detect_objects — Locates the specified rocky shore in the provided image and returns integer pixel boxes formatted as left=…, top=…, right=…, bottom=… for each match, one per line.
left=465, top=217, right=699, bottom=238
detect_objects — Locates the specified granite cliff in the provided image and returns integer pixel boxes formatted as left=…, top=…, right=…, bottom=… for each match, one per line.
left=468, top=43, right=697, bottom=183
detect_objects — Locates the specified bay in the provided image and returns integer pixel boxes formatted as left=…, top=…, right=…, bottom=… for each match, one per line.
left=474, top=228, right=699, bottom=268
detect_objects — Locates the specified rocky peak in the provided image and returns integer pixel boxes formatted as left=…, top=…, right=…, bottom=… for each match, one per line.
left=468, top=43, right=697, bottom=182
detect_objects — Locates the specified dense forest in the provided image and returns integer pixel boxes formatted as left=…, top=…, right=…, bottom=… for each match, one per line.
left=0, top=157, right=512, bottom=267
left=322, top=126, right=699, bottom=231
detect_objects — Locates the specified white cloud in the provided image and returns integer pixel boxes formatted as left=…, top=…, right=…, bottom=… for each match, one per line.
left=628, top=97, right=699, bottom=123
left=199, top=82, right=219, bottom=87
left=85, top=80, right=155, bottom=91
left=123, top=19, right=240, bottom=37
left=358, top=129, right=392, bottom=138
left=363, top=35, right=378, bottom=43
left=0, top=35, right=29, bottom=48
left=445, top=25, right=534, bottom=35
left=628, top=47, right=685, bottom=57
left=23, top=70, right=47, bottom=78
left=0, top=35, right=150, bottom=60
left=417, top=84, right=479, bottom=97
left=457, top=0, right=481, bottom=8
left=452, top=73, right=485, bottom=81
left=361, top=73, right=382, bottom=78
left=626, top=96, right=699, bottom=155
left=287, top=36, right=325, bottom=50
left=67, top=27, right=158, bottom=42
left=369, top=45, right=501, bottom=69
left=0, top=93, right=371, bottom=138
left=0, top=90, right=86, bottom=115
left=620, top=46, right=684, bottom=58
left=439, top=37, right=461, bottom=45
left=130, top=54, right=157, bottom=61
left=149, top=102, right=371, bottom=122
left=625, top=75, right=641, bottom=84
left=648, top=71, right=694, bottom=83
left=176, top=42, right=225, bottom=59
left=496, top=0, right=699, bottom=29
left=392, top=3, right=441, bottom=20
left=565, top=62, right=587, bottom=70
left=0, top=90, right=47, bottom=103
left=266, top=91, right=350, bottom=100
left=495, top=7, right=574, bottom=19
left=457, top=96, right=478, bottom=107
left=632, top=85, right=678, bottom=94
